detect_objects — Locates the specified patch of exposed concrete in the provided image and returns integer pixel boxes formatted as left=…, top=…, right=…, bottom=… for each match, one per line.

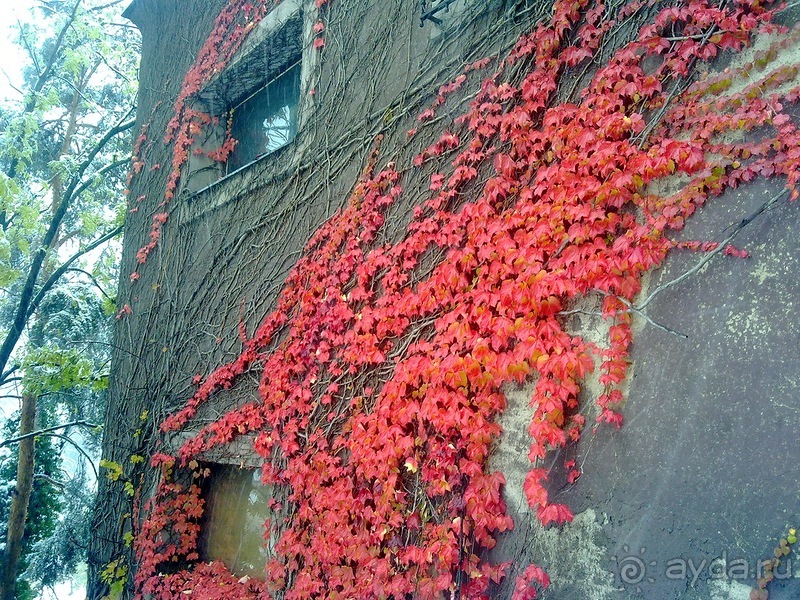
left=709, top=576, right=762, bottom=600
left=561, top=292, right=615, bottom=416
left=491, top=505, right=619, bottom=599
left=489, top=178, right=800, bottom=599
left=490, top=384, right=619, bottom=599
left=521, top=508, right=618, bottom=600
left=491, top=382, right=536, bottom=517
left=555, top=179, right=799, bottom=599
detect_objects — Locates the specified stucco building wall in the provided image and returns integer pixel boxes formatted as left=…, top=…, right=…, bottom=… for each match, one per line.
left=90, top=1, right=800, bottom=598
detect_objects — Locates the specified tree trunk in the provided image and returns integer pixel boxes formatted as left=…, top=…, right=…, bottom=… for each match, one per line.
left=1, top=393, right=36, bottom=600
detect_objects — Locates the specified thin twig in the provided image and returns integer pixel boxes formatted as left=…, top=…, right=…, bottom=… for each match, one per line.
left=40, top=433, right=100, bottom=482
left=617, top=296, right=688, bottom=338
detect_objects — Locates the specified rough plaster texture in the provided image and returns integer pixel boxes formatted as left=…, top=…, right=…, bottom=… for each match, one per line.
left=490, top=178, right=800, bottom=599
left=96, top=2, right=800, bottom=597
left=93, top=1, right=533, bottom=592
left=485, top=30, right=800, bottom=597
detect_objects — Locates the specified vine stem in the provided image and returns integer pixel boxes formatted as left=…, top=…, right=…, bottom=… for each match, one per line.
left=635, top=188, right=788, bottom=311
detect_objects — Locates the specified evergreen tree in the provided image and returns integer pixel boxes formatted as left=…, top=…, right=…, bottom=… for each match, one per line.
left=0, top=420, right=63, bottom=600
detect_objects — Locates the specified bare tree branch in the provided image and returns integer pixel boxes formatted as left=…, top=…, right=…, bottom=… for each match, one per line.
left=617, top=297, right=688, bottom=338
left=33, top=473, right=66, bottom=489
left=37, top=433, right=99, bottom=482
left=89, top=0, right=128, bottom=11
left=68, top=155, right=132, bottom=204
left=559, top=190, right=788, bottom=339
left=1, top=365, right=19, bottom=383
left=0, top=419, right=102, bottom=449
left=66, top=268, right=116, bottom=302
left=636, top=190, right=787, bottom=311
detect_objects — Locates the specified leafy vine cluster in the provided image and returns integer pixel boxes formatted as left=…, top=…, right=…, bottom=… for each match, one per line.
left=123, top=0, right=800, bottom=598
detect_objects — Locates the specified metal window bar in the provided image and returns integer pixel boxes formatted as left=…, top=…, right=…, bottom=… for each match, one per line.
left=230, top=57, right=303, bottom=113
left=420, top=0, right=462, bottom=26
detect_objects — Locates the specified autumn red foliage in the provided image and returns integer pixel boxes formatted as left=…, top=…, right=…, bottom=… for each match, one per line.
left=126, top=0, right=800, bottom=597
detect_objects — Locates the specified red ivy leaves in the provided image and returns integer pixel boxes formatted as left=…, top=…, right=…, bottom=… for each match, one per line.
left=537, top=503, right=575, bottom=527
left=512, top=564, right=550, bottom=600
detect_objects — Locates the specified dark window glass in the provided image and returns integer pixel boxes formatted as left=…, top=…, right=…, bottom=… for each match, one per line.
left=227, top=62, right=301, bottom=172
left=199, top=464, right=272, bottom=579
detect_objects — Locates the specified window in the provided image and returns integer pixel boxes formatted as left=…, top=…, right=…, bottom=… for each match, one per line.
left=227, top=60, right=301, bottom=172
left=420, top=0, right=480, bottom=37
left=184, top=1, right=306, bottom=193
left=199, top=464, right=272, bottom=579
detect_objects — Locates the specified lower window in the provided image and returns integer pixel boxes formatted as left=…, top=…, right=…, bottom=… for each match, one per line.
left=199, top=463, right=272, bottom=579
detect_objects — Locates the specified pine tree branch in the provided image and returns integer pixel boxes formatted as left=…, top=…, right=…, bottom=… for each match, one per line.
left=26, top=224, right=124, bottom=321
left=0, top=115, right=133, bottom=384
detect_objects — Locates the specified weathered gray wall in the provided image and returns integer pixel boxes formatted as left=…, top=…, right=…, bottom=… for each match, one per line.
left=491, top=177, right=800, bottom=599
left=91, top=0, right=537, bottom=594
left=89, top=0, right=231, bottom=590
left=91, top=1, right=800, bottom=598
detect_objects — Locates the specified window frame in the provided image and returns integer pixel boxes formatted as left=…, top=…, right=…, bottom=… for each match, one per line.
left=180, top=0, right=318, bottom=200
left=225, top=57, right=303, bottom=174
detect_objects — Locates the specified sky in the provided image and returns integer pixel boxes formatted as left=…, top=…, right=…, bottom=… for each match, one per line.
left=0, top=0, right=36, bottom=103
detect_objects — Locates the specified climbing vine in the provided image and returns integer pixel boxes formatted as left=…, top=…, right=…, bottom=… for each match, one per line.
left=119, top=0, right=800, bottom=598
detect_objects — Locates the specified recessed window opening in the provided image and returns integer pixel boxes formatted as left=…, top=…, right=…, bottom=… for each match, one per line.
left=185, top=6, right=305, bottom=193
left=199, top=463, right=272, bottom=579
left=227, top=59, right=301, bottom=173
